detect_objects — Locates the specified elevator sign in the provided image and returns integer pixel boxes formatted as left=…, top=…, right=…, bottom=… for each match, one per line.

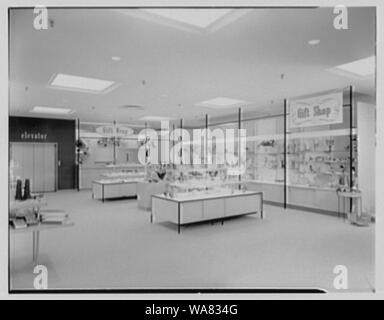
left=289, top=92, right=343, bottom=129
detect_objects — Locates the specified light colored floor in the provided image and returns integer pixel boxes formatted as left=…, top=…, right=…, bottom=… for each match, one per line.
left=10, top=190, right=375, bottom=292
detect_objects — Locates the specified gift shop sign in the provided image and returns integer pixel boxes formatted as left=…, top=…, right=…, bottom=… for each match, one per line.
left=289, top=92, right=343, bottom=129
left=96, top=125, right=134, bottom=137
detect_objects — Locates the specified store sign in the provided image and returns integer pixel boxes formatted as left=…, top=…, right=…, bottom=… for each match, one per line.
left=289, top=92, right=343, bottom=128
left=96, top=125, right=134, bottom=137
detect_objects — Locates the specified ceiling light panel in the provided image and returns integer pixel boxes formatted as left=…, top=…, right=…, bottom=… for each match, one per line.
left=308, top=39, right=320, bottom=45
left=30, top=106, right=75, bottom=115
left=197, top=97, right=247, bottom=108
left=139, top=116, right=175, bottom=121
left=329, top=56, right=375, bottom=78
left=142, top=9, right=231, bottom=28
left=49, top=73, right=117, bottom=93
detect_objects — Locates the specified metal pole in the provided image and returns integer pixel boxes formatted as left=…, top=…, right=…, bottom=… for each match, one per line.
left=284, top=99, right=287, bottom=209
left=238, top=108, right=242, bottom=188
left=145, top=122, right=148, bottom=164
left=180, top=119, right=183, bottom=165
left=349, top=86, right=353, bottom=212
left=77, top=118, right=80, bottom=191
left=205, top=114, right=208, bottom=167
left=349, top=85, right=353, bottom=188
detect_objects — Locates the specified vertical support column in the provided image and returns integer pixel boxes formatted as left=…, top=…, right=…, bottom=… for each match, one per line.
left=144, top=122, right=148, bottom=164
left=180, top=119, right=183, bottom=165
left=349, top=86, right=354, bottom=211
left=238, top=108, right=242, bottom=188
left=205, top=114, right=209, bottom=168
left=349, top=85, right=353, bottom=187
left=172, top=123, right=175, bottom=165
left=283, top=99, right=287, bottom=209
left=76, top=118, right=80, bottom=191
left=178, top=202, right=181, bottom=234
left=113, top=120, right=117, bottom=165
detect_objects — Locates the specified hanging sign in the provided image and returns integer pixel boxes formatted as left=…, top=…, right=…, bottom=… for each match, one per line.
left=96, top=125, right=134, bottom=137
left=289, top=92, right=343, bottom=129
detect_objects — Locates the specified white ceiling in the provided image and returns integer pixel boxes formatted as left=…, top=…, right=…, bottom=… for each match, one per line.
left=9, top=7, right=376, bottom=127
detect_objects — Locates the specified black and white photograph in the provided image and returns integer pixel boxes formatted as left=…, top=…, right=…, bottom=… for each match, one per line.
left=1, top=0, right=384, bottom=300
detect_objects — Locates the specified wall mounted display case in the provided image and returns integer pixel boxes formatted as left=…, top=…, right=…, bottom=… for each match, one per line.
left=284, top=87, right=357, bottom=213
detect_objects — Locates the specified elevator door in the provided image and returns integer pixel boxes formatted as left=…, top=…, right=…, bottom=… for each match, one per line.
left=10, top=142, right=57, bottom=192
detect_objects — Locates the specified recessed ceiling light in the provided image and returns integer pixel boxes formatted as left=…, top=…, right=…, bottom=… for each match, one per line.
left=197, top=97, right=247, bottom=109
left=30, top=106, right=75, bottom=115
left=111, top=56, right=121, bottom=61
left=139, top=116, right=175, bottom=122
left=49, top=73, right=118, bottom=93
left=329, top=55, right=375, bottom=78
left=119, top=104, right=144, bottom=110
left=142, top=9, right=231, bottom=28
left=308, top=39, right=320, bottom=45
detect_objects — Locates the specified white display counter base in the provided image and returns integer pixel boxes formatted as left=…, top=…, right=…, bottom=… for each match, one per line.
left=151, top=191, right=263, bottom=233
left=137, top=181, right=167, bottom=210
left=92, top=180, right=139, bottom=202
left=247, top=181, right=339, bottom=214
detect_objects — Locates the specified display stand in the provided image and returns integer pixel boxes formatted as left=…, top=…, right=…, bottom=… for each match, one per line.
left=137, top=181, right=167, bottom=210
left=151, top=191, right=263, bottom=234
left=92, top=180, right=140, bottom=202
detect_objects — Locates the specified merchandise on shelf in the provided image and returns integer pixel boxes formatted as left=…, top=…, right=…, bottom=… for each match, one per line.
left=287, top=134, right=356, bottom=190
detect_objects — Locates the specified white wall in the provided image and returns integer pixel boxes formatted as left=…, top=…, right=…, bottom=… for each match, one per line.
left=357, top=102, right=376, bottom=216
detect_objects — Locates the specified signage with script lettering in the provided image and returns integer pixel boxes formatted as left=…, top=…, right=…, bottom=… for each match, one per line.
left=96, top=125, right=134, bottom=137
left=289, top=92, right=343, bottom=129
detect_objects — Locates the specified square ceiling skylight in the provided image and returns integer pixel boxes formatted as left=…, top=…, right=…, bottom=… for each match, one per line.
left=197, top=97, right=247, bottom=109
left=49, top=73, right=117, bottom=93
left=30, top=106, right=75, bottom=115
left=330, top=56, right=375, bottom=79
left=142, top=9, right=232, bottom=29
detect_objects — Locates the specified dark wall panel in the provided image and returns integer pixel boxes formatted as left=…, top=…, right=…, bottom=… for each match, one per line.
left=9, top=116, right=76, bottom=190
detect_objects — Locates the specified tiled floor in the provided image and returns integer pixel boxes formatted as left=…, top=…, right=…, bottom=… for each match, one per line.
left=10, top=190, right=375, bottom=292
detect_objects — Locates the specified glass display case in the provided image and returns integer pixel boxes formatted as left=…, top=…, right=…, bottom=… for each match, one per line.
left=246, top=138, right=285, bottom=183
left=100, top=163, right=145, bottom=182
left=166, top=165, right=244, bottom=196
left=287, top=133, right=356, bottom=190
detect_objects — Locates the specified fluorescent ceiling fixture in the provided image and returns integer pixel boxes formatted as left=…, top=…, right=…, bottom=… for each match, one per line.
left=197, top=97, right=247, bottom=109
left=142, top=9, right=231, bottom=28
left=308, top=39, right=320, bottom=45
left=111, top=56, right=121, bottom=61
left=49, top=73, right=117, bottom=93
left=139, top=116, right=175, bottom=122
left=329, top=56, right=375, bottom=78
left=30, top=106, right=75, bottom=115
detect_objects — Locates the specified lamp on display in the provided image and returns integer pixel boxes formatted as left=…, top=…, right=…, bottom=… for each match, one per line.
left=23, top=179, right=32, bottom=200
left=15, top=179, right=23, bottom=201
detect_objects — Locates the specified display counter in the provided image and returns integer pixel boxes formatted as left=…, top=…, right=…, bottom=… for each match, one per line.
left=80, top=163, right=144, bottom=189
left=92, top=179, right=142, bottom=202
left=247, top=181, right=339, bottom=213
left=137, top=181, right=167, bottom=210
left=151, top=190, right=263, bottom=233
